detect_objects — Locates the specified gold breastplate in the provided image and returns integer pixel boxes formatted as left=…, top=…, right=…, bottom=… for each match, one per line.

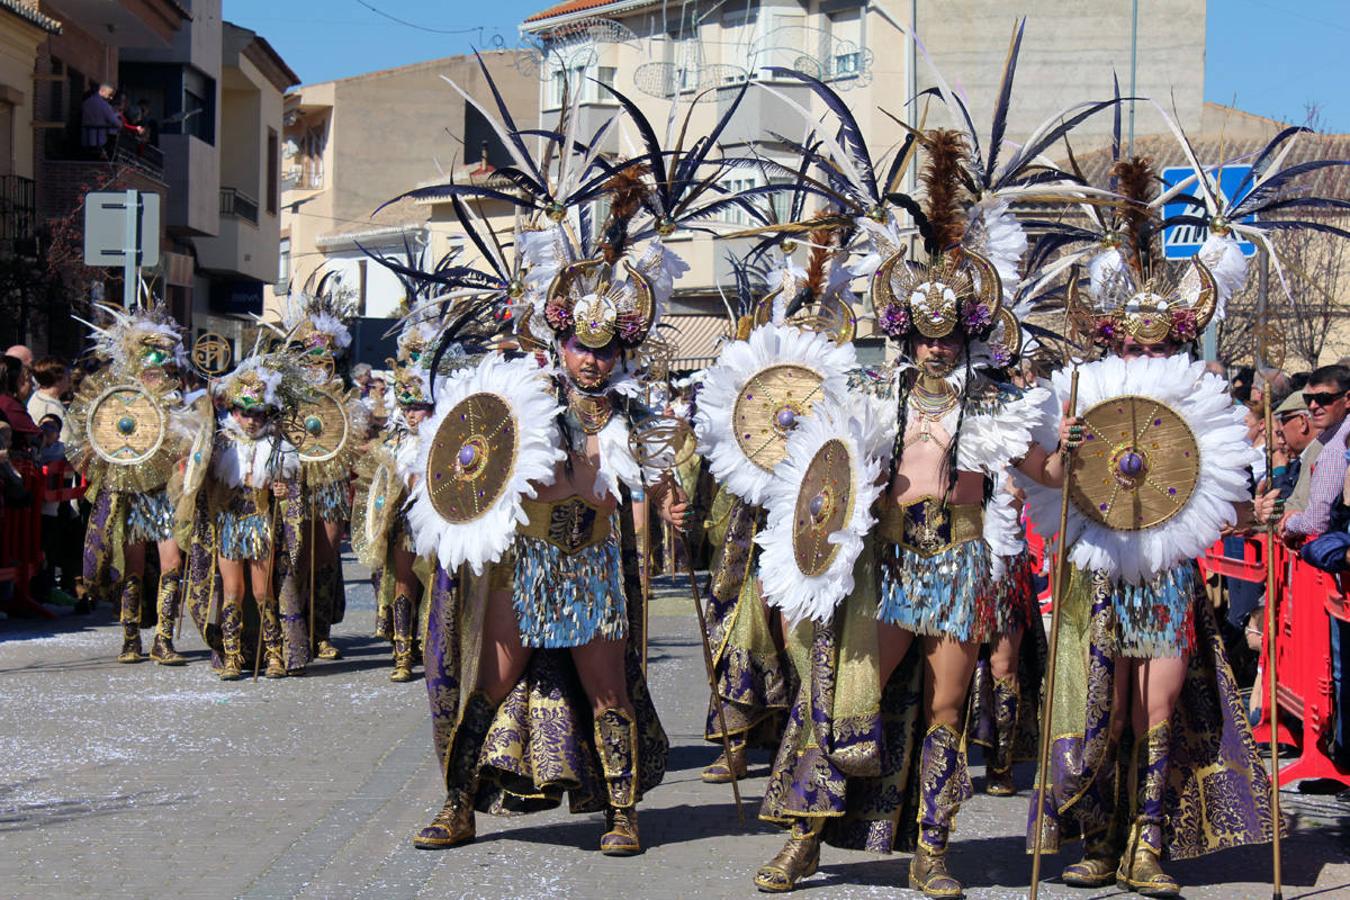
left=879, top=496, right=983, bottom=558
left=518, top=495, right=612, bottom=555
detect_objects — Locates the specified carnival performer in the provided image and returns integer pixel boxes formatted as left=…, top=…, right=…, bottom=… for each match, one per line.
left=352, top=317, right=441, bottom=682
left=204, top=352, right=304, bottom=681
left=737, top=47, right=1112, bottom=894
left=67, top=303, right=194, bottom=665
left=1021, top=141, right=1302, bottom=896
left=691, top=251, right=856, bottom=784
left=279, top=283, right=363, bottom=662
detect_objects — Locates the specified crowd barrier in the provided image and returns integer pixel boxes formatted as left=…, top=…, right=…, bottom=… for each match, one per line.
left=0, top=459, right=87, bottom=618
left=1200, top=535, right=1349, bottom=789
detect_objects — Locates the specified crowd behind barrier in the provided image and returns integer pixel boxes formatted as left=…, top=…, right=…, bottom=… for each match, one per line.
left=0, top=460, right=86, bottom=619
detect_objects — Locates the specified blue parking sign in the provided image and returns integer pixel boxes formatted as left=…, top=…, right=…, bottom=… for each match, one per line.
left=1160, top=165, right=1257, bottom=259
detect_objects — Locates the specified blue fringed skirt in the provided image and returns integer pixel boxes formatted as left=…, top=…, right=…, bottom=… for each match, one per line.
left=127, top=488, right=175, bottom=544
left=878, top=539, right=993, bottom=642
left=508, top=530, right=627, bottom=649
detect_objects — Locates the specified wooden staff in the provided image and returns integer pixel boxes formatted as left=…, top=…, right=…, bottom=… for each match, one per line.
left=1029, top=367, right=1079, bottom=900
left=1261, top=378, right=1284, bottom=900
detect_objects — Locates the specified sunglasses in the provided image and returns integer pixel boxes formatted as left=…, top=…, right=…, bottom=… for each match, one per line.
left=1303, top=390, right=1347, bottom=408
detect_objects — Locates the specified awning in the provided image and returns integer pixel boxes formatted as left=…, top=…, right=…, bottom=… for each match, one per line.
left=662, top=314, right=730, bottom=371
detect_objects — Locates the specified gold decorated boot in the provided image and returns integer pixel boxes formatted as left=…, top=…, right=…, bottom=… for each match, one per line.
left=595, top=706, right=642, bottom=855
left=908, top=723, right=969, bottom=898
left=389, top=593, right=415, bottom=683
left=702, top=737, right=747, bottom=784
left=258, top=596, right=286, bottom=678
left=314, top=563, right=342, bottom=660
left=218, top=598, right=245, bottom=681
left=985, top=675, right=1018, bottom=796
left=754, top=819, right=821, bottom=892
left=116, top=580, right=143, bottom=663
left=1061, top=742, right=1125, bottom=887
left=149, top=568, right=187, bottom=666
left=1117, top=721, right=1180, bottom=897
left=413, top=691, right=497, bottom=849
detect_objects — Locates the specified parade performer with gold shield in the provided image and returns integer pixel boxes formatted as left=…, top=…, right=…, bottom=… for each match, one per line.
left=692, top=246, right=857, bottom=785
left=280, top=285, right=365, bottom=662
left=67, top=303, right=195, bottom=666
left=201, top=350, right=307, bottom=680
left=352, top=315, right=443, bottom=682
left=1020, top=135, right=1319, bottom=895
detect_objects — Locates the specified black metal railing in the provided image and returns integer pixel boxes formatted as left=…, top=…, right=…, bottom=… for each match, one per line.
left=45, top=132, right=165, bottom=177
left=220, top=187, right=259, bottom=224
left=0, top=175, right=35, bottom=242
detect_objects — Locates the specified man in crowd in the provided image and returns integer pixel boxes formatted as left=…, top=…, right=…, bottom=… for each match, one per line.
left=1281, top=365, right=1350, bottom=540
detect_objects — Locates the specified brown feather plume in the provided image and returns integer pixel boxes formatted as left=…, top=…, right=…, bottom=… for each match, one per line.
left=804, top=227, right=834, bottom=299
left=598, top=165, right=650, bottom=264
left=921, top=129, right=970, bottom=255
left=1110, top=156, right=1158, bottom=276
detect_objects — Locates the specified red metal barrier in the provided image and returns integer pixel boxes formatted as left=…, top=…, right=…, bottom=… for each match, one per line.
left=1208, top=536, right=1350, bottom=788
left=41, top=459, right=88, bottom=504
left=0, top=460, right=50, bottom=618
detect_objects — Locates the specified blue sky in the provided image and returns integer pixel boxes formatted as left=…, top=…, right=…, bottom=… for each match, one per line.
left=226, top=0, right=1350, bottom=132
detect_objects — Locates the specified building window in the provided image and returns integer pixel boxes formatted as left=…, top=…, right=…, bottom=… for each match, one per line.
left=266, top=129, right=278, bottom=214
left=715, top=176, right=762, bottom=226
left=278, top=238, right=291, bottom=290
left=546, top=63, right=619, bottom=109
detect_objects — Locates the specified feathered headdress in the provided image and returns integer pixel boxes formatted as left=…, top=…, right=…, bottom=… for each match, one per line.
left=280, top=271, right=356, bottom=363
left=78, top=302, right=187, bottom=377
left=214, top=350, right=309, bottom=414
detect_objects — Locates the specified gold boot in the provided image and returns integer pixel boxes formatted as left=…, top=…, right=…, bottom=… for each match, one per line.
left=258, top=595, right=286, bottom=678
left=116, top=580, right=144, bottom=663
left=753, top=821, right=821, bottom=892
left=1117, top=721, right=1180, bottom=897
left=218, top=597, right=244, bottom=681
left=412, top=691, right=497, bottom=849
left=595, top=706, right=642, bottom=855
left=909, top=845, right=963, bottom=899
left=909, top=723, right=969, bottom=898
left=985, top=675, right=1018, bottom=796
left=149, top=568, right=186, bottom=665
left=702, top=737, right=747, bottom=784
left=1061, top=836, right=1120, bottom=888
left=389, top=593, right=415, bottom=683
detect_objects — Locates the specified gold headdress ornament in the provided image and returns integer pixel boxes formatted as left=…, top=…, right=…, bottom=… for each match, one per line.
left=871, top=247, right=1004, bottom=343
left=388, top=357, right=434, bottom=408
left=77, top=303, right=187, bottom=378
left=1065, top=256, right=1219, bottom=350
left=542, top=257, right=656, bottom=350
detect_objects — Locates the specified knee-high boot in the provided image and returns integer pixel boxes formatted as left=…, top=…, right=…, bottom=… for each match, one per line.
left=389, top=593, right=415, bottom=682
left=1118, top=721, right=1180, bottom=897
left=1061, top=738, right=1127, bottom=887
left=413, top=691, right=497, bottom=849
left=257, top=594, right=285, bottom=678
left=314, top=563, right=342, bottom=660
left=986, top=675, right=1019, bottom=796
left=595, top=706, right=642, bottom=856
left=909, top=722, right=970, bottom=898
left=116, top=579, right=143, bottom=663
left=150, top=568, right=186, bottom=665
left=218, top=597, right=244, bottom=681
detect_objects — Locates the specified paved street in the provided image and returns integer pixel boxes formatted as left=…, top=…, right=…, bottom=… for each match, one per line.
left=1, top=555, right=1346, bottom=899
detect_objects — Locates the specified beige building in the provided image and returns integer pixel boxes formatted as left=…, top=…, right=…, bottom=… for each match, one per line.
left=512, top=0, right=1210, bottom=368
left=275, top=50, right=536, bottom=363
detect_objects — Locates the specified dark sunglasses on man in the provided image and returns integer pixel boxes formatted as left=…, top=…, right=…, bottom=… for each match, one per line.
left=1303, top=389, right=1348, bottom=408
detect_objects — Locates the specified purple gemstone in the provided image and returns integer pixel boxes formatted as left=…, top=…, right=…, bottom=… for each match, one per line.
left=1117, top=451, right=1145, bottom=477
left=1153, top=418, right=1162, bottom=426
left=1099, top=503, right=1109, bottom=511
left=808, top=492, right=825, bottom=518
left=435, top=472, right=443, bottom=480
left=458, top=443, right=478, bottom=467
left=745, top=393, right=753, bottom=400
left=1086, top=434, right=1095, bottom=441
left=1168, top=487, right=1177, bottom=496
left=775, top=407, right=797, bottom=429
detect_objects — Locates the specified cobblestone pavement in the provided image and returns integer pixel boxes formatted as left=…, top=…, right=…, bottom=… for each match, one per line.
left=2, top=556, right=1347, bottom=899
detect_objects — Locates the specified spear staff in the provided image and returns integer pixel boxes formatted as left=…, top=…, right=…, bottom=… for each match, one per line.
left=1029, top=366, right=1079, bottom=900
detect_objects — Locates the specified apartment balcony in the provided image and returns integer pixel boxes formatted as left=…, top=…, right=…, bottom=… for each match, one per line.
left=45, top=133, right=165, bottom=179
left=0, top=175, right=36, bottom=245
left=220, top=187, right=259, bottom=225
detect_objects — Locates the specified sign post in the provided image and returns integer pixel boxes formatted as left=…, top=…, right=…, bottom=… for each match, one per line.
left=1160, top=165, right=1255, bottom=362
left=83, top=190, right=160, bottom=309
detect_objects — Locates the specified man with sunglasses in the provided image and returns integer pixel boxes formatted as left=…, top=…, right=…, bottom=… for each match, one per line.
left=1280, top=365, right=1350, bottom=541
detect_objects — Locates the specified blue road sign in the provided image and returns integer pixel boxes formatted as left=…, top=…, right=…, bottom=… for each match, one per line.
left=1161, top=165, right=1257, bottom=259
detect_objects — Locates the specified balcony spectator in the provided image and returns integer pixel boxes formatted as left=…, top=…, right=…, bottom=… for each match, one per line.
left=0, top=354, right=38, bottom=452
left=27, top=357, right=70, bottom=442
left=81, top=83, right=143, bottom=154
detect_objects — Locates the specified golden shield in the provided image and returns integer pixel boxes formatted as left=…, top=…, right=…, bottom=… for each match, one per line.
left=87, top=382, right=168, bottom=466
left=426, top=392, right=518, bottom=524
left=362, top=460, right=399, bottom=549
left=181, top=408, right=214, bottom=497
left=792, top=438, right=854, bottom=577
left=1069, top=395, right=1200, bottom=531
left=732, top=365, right=825, bottom=472
left=286, top=388, right=351, bottom=463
